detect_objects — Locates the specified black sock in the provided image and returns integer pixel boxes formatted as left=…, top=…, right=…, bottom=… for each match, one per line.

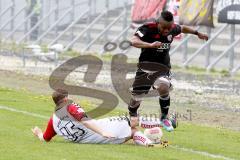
left=159, top=96, right=170, bottom=120
left=128, top=104, right=140, bottom=117
left=128, top=98, right=141, bottom=117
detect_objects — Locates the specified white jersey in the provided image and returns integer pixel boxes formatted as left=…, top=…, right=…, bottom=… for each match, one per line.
left=52, top=113, right=131, bottom=144
left=52, top=113, right=93, bottom=142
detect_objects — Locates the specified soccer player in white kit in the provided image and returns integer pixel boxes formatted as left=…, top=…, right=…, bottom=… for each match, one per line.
left=32, top=89, right=165, bottom=146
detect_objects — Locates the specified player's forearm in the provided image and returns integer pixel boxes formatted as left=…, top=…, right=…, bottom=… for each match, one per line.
left=131, top=36, right=152, bottom=48
left=81, top=119, right=105, bottom=136
left=181, top=25, right=198, bottom=35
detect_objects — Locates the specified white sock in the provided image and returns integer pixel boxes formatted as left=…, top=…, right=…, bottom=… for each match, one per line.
left=133, top=131, right=152, bottom=146
left=139, top=116, right=162, bottom=128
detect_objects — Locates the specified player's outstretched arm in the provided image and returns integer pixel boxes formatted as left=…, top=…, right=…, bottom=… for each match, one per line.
left=181, top=25, right=208, bottom=41
left=32, top=117, right=56, bottom=142
left=131, top=36, right=162, bottom=48
left=81, top=119, right=116, bottom=138
left=67, top=103, right=115, bottom=138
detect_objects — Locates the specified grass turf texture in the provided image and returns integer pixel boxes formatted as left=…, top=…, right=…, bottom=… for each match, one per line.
left=0, top=87, right=239, bottom=160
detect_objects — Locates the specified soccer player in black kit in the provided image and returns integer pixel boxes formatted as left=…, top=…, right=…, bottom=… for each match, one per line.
left=128, top=11, right=208, bottom=131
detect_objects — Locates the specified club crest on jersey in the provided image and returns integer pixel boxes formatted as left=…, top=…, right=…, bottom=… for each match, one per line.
left=167, top=35, right=173, bottom=41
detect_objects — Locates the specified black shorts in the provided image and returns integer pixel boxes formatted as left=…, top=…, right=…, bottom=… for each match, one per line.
left=131, top=68, right=171, bottom=95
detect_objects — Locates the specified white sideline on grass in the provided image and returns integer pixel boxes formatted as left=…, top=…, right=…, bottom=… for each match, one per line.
left=0, top=105, right=49, bottom=119
left=170, top=146, right=235, bottom=160
left=0, top=105, right=236, bottom=160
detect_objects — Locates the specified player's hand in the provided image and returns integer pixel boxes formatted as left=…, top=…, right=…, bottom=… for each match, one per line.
left=32, top=126, right=42, bottom=136
left=150, top=41, right=162, bottom=48
left=31, top=126, right=44, bottom=140
left=102, top=131, right=116, bottom=138
left=197, top=32, right=208, bottom=41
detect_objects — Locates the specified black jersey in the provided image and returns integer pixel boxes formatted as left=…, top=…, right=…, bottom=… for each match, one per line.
left=134, top=21, right=181, bottom=68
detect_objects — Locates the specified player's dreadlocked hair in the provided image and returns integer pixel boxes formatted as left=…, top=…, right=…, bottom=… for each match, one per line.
left=52, top=89, right=68, bottom=105
left=157, top=10, right=173, bottom=22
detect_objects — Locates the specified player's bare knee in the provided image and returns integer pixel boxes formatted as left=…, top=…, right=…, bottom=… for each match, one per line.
left=157, top=84, right=169, bottom=96
left=130, top=98, right=141, bottom=108
left=153, top=77, right=172, bottom=92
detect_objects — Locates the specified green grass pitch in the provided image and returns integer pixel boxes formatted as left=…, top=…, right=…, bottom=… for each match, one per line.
left=0, top=87, right=239, bottom=160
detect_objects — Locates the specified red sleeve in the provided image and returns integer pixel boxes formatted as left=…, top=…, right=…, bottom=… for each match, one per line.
left=43, top=117, right=57, bottom=142
left=67, top=103, right=86, bottom=121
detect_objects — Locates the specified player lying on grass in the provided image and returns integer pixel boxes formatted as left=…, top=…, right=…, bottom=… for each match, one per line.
left=32, top=89, right=169, bottom=146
